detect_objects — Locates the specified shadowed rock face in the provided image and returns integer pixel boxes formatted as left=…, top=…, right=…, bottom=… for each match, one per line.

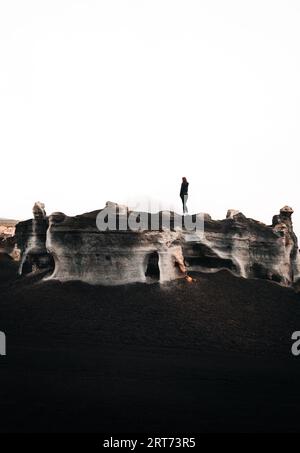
left=15, top=203, right=54, bottom=274
left=184, top=206, right=300, bottom=286
left=14, top=202, right=300, bottom=287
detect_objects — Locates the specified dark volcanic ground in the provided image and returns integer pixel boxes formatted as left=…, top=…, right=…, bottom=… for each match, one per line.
left=1, top=268, right=300, bottom=432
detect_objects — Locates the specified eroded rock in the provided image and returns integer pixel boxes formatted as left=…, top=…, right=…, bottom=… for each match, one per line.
left=15, top=203, right=300, bottom=287
left=15, top=203, right=54, bottom=274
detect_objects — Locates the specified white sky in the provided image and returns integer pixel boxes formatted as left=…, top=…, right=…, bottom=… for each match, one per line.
left=1, top=1, right=300, bottom=236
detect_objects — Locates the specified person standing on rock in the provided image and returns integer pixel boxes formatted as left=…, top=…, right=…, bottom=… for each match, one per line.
left=180, top=177, right=189, bottom=213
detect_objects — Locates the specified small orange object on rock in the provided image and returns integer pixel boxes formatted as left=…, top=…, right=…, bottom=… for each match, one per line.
left=185, top=275, right=193, bottom=283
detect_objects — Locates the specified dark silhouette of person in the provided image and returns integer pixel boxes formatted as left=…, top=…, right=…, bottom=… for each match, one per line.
left=180, top=177, right=189, bottom=213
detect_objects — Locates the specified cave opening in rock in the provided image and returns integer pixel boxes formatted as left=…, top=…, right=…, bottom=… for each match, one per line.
left=185, top=255, right=238, bottom=272
left=21, top=252, right=55, bottom=275
left=145, top=251, right=160, bottom=280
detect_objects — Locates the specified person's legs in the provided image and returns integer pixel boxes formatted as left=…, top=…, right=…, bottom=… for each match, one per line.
left=184, top=195, right=188, bottom=213
left=180, top=195, right=184, bottom=213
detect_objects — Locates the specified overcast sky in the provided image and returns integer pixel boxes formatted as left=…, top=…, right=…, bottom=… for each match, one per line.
left=1, top=1, right=300, bottom=235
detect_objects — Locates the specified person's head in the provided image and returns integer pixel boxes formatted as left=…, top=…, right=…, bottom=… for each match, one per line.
left=182, top=177, right=187, bottom=183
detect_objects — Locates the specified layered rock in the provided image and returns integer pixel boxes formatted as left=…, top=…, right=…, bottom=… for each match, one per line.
left=183, top=207, right=300, bottom=286
left=45, top=208, right=186, bottom=285
left=14, top=202, right=300, bottom=287
left=15, top=203, right=54, bottom=274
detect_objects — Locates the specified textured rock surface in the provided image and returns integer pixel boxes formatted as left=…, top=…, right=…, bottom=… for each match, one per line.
left=183, top=206, right=300, bottom=286
left=15, top=204, right=54, bottom=274
left=46, top=210, right=186, bottom=285
left=15, top=202, right=300, bottom=287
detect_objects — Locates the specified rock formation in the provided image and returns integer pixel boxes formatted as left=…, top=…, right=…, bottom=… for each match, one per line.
left=183, top=206, right=300, bottom=286
left=14, top=202, right=300, bottom=287
left=15, top=203, right=54, bottom=274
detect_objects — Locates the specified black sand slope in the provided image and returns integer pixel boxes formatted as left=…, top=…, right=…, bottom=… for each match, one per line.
left=1, top=270, right=300, bottom=432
